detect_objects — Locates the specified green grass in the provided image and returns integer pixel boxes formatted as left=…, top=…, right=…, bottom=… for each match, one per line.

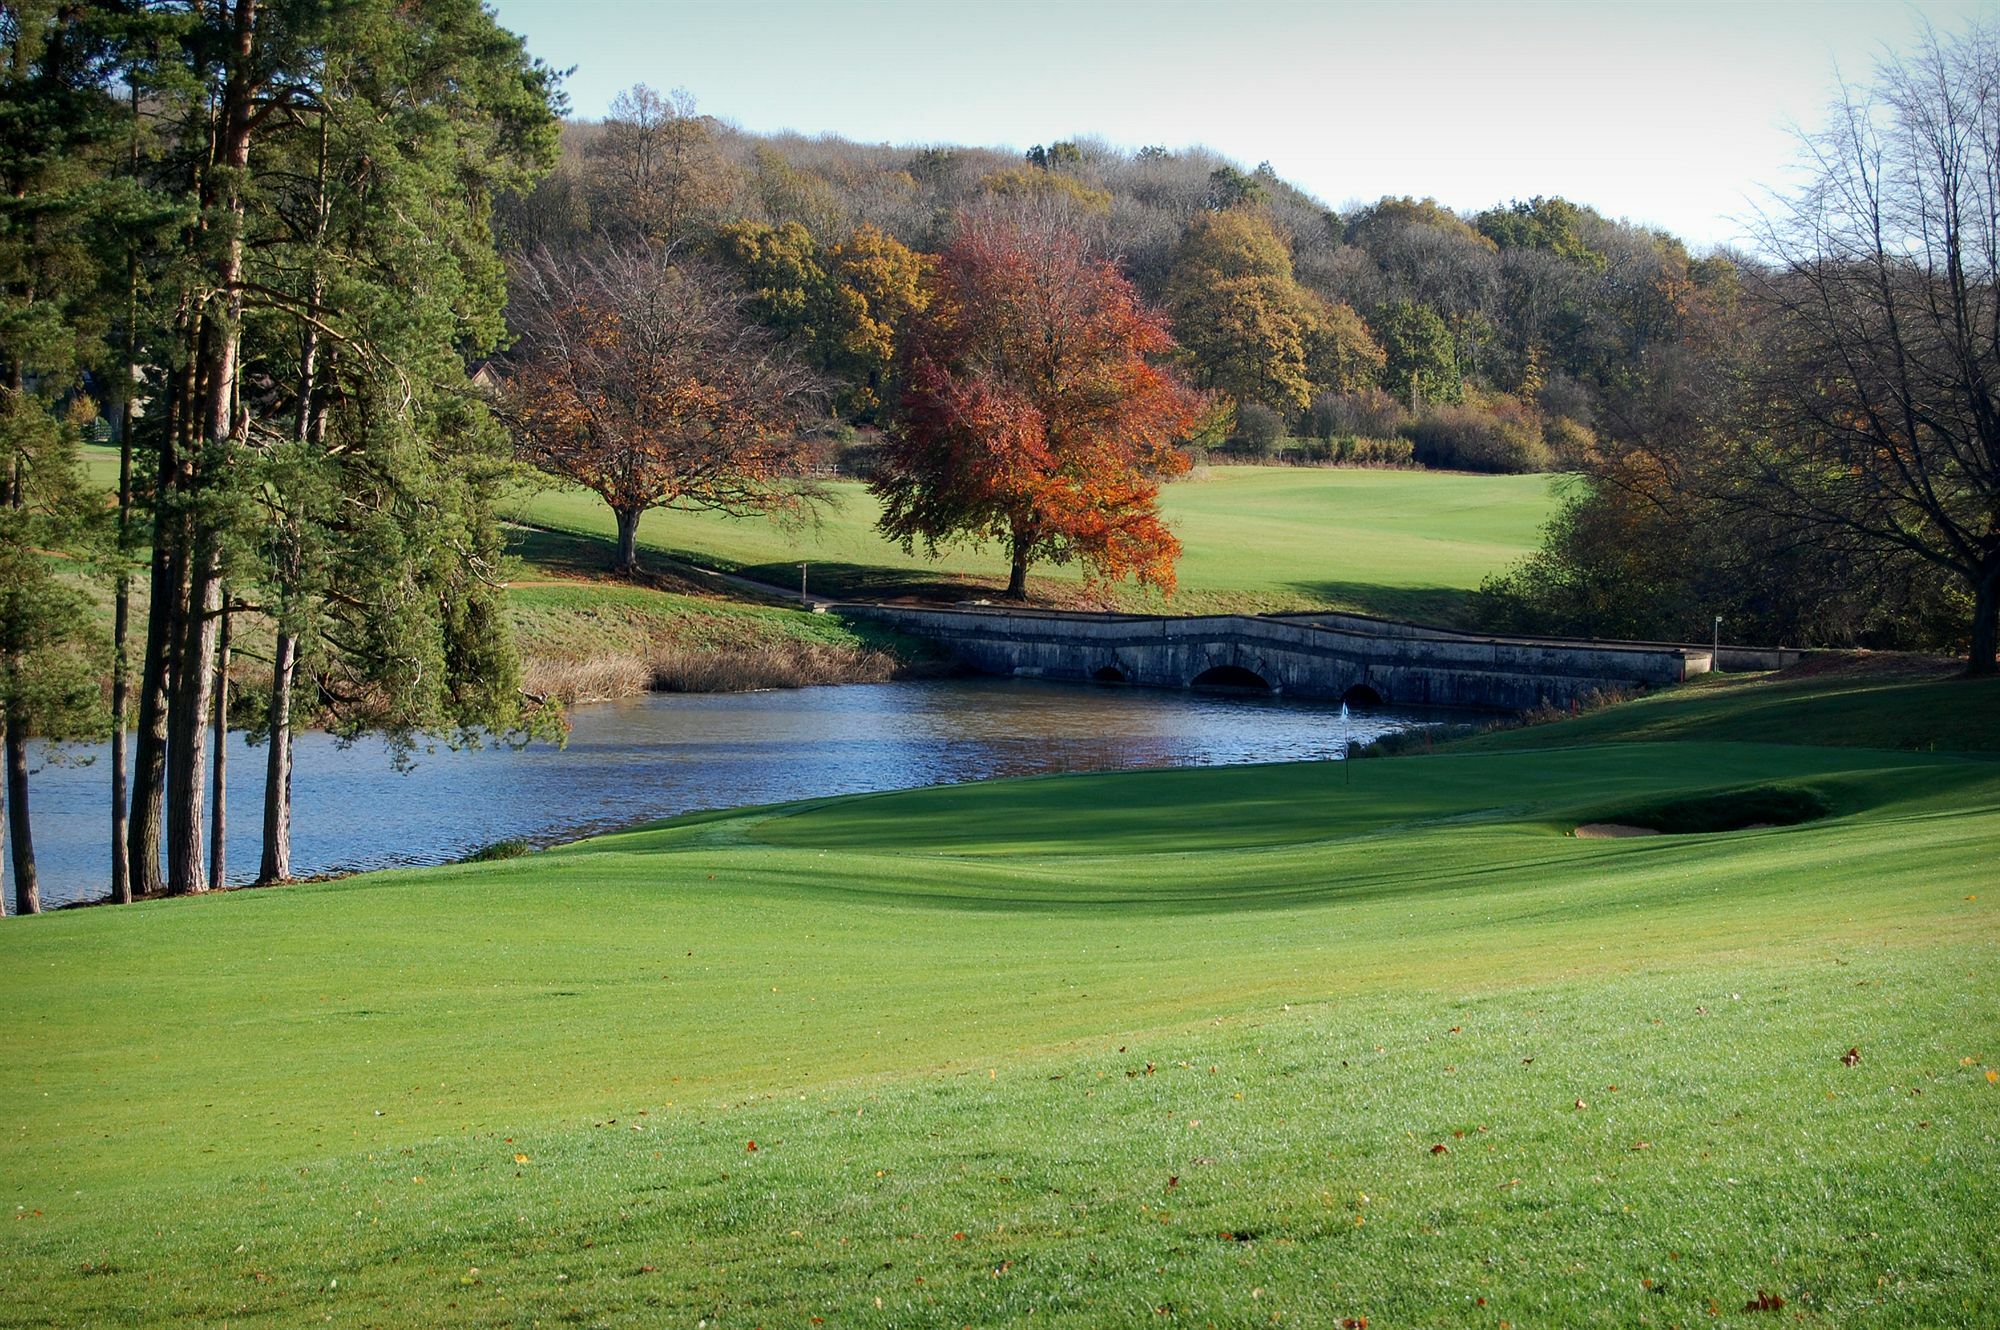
left=3, top=671, right=1996, bottom=1325
left=1456, top=658, right=2000, bottom=755
left=506, top=577, right=922, bottom=664
left=505, top=466, right=1560, bottom=620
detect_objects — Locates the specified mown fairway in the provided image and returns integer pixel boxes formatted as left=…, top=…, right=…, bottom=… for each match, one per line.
left=506, top=466, right=1561, bottom=620
left=2, top=668, right=1995, bottom=1326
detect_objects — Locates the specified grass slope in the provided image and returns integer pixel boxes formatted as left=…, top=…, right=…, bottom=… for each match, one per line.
left=2, top=672, right=1996, bottom=1326
left=506, top=466, right=1559, bottom=620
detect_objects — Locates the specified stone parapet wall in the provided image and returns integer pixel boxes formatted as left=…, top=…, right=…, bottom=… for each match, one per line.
left=839, top=604, right=1706, bottom=711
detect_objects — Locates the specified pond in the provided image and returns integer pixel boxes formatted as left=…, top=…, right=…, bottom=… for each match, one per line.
left=10, top=679, right=1459, bottom=910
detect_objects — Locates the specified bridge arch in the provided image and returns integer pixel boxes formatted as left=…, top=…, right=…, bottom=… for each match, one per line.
left=1190, top=663, right=1274, bottom=693
left=1093, top=664, right=1129, bottom=684
left=1341, top=683, right=1385, bottom=707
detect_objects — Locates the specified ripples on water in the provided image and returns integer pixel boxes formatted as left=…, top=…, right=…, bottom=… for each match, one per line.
left=13, top=679, right=1454, bottom=908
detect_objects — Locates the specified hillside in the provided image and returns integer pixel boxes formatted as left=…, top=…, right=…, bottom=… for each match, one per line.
left=507, top=466, right=1560, bottom=621
left=2, top=669, right=1993, bottom=1325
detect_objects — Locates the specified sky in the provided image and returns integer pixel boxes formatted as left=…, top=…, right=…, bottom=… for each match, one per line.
left=486, top=0, right=1998, bottom=251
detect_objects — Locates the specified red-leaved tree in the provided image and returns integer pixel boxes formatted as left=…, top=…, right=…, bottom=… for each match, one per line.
left=873, top=213, right=1200, bottom=598
left=502, top=245, right=824, bottom=574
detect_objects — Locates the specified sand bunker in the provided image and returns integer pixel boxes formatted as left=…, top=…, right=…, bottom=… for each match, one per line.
left=1574, top=822, right=1663, bottom=839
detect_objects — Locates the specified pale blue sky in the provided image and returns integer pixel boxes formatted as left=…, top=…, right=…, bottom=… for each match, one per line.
left=487, top=0, right=1996, bottom=249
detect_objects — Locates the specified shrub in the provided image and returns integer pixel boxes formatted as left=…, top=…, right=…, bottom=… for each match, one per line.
left=1542, top=414, right=1596, bottom=467
left=834, top=440, right=887, bottom=480
left=1340, top=435, right=1416, bottom=467
left=1403, top=398, right=1552, bottom=473
left=461, top=839, right=531, bottom=863
left=1232, top=402, right=1284, bottom=456
left=1309, top=388, right=1405, bottom=441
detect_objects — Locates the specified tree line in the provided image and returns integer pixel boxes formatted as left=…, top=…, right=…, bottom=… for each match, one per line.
left=494, top=35, right=1998, bottom=672
left=1, top=0, right=562, bottom=914
left=1475, top=22, right=2000, bottom=674
left=499, top=88, right=1734, bottom=479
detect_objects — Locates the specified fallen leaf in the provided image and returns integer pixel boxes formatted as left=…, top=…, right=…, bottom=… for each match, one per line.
left=745, top=1141, right=757, bottom=1152
left=1429, top=1143, right=1449, bottom=1155
left=513, top=1153, right=529, bottom=1164
left=1841, top=1047, right=1862, bottom=1067
left=1166, top=1176, right=1179, bottom=1190
left=1743, top=1290, right=1786, bottom=1312
left=1574, top=1099, right=1588, bottom=1110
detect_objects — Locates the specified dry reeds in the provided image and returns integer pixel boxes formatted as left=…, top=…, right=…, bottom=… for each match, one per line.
left=523, top=641, right=902, bottom=704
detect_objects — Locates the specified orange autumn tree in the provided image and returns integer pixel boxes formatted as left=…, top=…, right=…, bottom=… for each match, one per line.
left=873, top=214, right=1200, bottom=599
left=502, top=245, right=824, bottom=574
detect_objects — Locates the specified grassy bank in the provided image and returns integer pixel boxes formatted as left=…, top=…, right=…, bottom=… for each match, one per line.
left=506, top=465, right=1560, bottom=621
left=507, top=575, right=936, bottom=703
left=1, top=670, right=1994, bottom=1325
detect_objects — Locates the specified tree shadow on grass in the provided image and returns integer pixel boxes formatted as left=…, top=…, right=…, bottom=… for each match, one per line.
left=505, top=523, right=620, bottom=578
left=1281, top=580, right=1477, bottom=628
left=729, top=559, right=1002, bottom=604
left=506, top=522, right=1003, bottom=605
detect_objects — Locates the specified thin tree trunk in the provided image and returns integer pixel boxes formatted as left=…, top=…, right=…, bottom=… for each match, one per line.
left=1970, top=564, right=1999, bottom=677
left=110, top=359, right=135, bottom=905
left=109, top=83, right=139, bottom=907
left=614, top=505, right=642, bottom=574
left=258, top=631, right=295, bottom=884
left=260, top=211, right=322, bottom=885
left=209, top=600, right=230, bottom=888
left=0, top=706, right=8, bottom=916
left=4, top=691, right=37, bottom=917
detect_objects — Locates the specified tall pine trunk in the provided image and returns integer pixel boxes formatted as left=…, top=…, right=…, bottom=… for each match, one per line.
left=128, top=311, right=203, bottom=899
left=127, top=528, right=176, bottom=896
left=258, top=631, right=296, bottom=884
left=209, top=600, right=231, bottom=888
left=167, top=531, right=221, bottom=895
left=165, top=0, right=258, bottom=897
left=3, top=688, right=37, bottom=916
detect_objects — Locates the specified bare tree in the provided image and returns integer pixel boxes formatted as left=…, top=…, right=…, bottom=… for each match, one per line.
left=501, top=244, right=826, bottom=574
left=588, top=85, right=733, bottom=245
left=1747, top=22, right=2000, bottom=672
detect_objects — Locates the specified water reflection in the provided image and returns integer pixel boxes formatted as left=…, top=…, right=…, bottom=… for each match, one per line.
left=14, top=679, right=1451, bottom=908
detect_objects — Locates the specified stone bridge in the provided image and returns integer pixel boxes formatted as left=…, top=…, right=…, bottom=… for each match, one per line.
left=835, top=604, right=1783, bottom=711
